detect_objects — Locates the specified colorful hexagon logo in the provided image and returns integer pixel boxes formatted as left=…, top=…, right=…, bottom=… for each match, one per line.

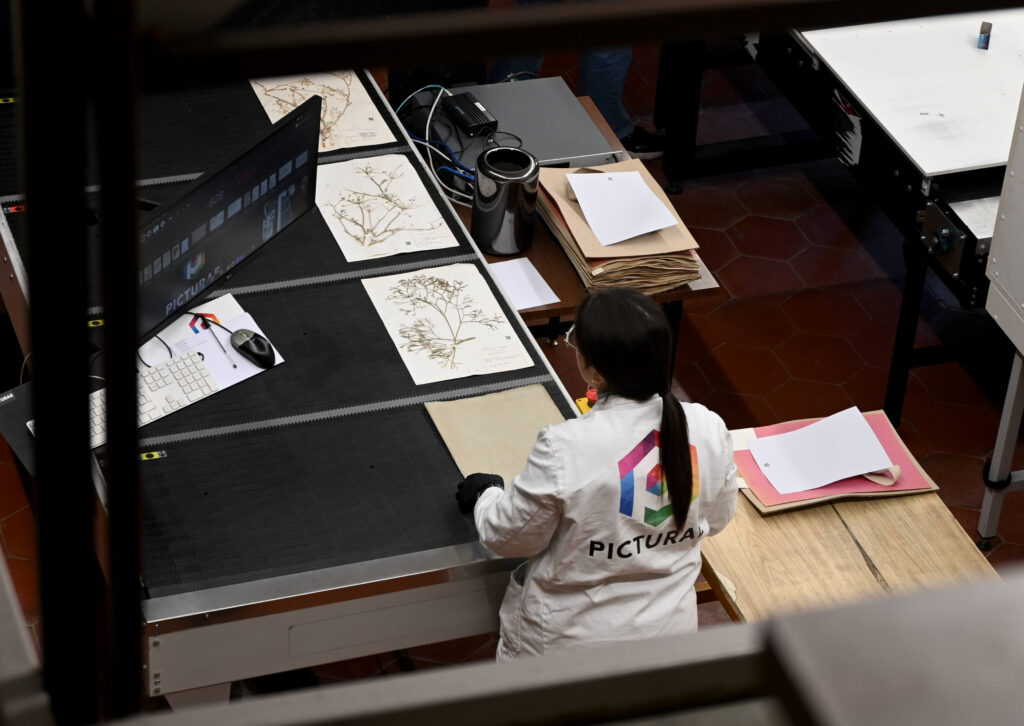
left=618, top=431, right=700, bottom=527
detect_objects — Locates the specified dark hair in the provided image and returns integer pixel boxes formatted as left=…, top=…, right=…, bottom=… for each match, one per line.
left=575, top=288, right=692, bottom=528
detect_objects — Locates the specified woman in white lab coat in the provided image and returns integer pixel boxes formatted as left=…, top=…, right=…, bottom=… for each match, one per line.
left=456, top=287, right=738, bottom=660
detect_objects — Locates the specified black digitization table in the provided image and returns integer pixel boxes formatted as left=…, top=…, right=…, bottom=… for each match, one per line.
left=0, top=70, right=578, bottom=707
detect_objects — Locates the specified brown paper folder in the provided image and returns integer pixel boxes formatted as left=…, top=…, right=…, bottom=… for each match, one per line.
left=425, top=385, right=566, bottom=488
left=538, top=159, right=699, bottom=259
left=537, top=159, right=703, bottom=293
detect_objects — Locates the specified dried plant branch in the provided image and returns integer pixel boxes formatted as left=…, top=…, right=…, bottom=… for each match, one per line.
left=388, top=275, right=502, bottom=368
left=253, top=72, right=354, bottom=148
left=329, top=164, right=441, bottom=247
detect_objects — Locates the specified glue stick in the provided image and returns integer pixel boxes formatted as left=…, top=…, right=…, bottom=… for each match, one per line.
left=979, top=21, right=992, bottom=50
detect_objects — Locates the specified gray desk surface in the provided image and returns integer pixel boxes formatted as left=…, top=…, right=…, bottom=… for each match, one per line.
left=800, top=9, right=1024, bottom=178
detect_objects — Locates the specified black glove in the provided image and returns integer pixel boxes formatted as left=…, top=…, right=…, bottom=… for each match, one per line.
left=455, top=473, right=504, bottom=513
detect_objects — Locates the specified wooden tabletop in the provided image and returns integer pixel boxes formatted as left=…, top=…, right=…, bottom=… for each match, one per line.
left=701, top=490, right=998, bottom=622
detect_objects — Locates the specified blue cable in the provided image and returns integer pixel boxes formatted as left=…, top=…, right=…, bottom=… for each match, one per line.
left=437, top=165, right=475, bottom=183
left=408, top=131, right=474, bottom=174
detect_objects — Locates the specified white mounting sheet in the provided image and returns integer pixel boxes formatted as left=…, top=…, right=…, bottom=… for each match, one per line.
left=800, top=10, right=1024, bottom=178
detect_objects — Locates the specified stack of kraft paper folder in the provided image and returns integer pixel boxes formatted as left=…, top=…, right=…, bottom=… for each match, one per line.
left=537, top=158, right=702, bottom=294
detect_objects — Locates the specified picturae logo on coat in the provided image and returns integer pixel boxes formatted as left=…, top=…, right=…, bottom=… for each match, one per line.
left=618, top=431, right=699, bottom=526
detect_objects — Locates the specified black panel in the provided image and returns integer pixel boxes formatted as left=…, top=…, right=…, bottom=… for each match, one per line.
left=139, top=406, right=474, bottom=597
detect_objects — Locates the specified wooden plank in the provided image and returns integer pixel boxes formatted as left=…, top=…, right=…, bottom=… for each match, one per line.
left=701, top=496, right=887, bottom=622
left=832, top=493, right=997, bottom=595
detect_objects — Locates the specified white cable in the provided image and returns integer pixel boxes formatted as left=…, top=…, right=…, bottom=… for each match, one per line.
left=424, top=88, right=449, bottom=175
left=436, top=175, right=472, bottom=200
left=412, top=138, right=455, bottom=165
left=18, top=351, right=30, bottom=384
left=393, top=83, right=446, bottom=115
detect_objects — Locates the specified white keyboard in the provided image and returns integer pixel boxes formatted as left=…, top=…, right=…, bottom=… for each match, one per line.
left=28, top=350, right=219, bottom=449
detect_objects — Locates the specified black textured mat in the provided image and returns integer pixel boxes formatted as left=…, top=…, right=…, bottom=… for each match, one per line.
left=139, top=405, right=475, bottom=597
left=3, top=71, right=576, bottom=600
left=0, top=70, right=403, bottom=197
left=137, top=261, right=551, bottom=438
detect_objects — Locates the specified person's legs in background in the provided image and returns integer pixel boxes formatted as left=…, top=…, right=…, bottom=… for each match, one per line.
left=579, top=46, right=663, bottom=159
left=654, top=39, right=706, bottom=192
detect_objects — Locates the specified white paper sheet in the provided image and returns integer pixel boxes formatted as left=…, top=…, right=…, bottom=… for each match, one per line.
left=487, top=258, right=560, bottom=310
left=747, top=407, right=893, bottom=495
left=362, top=263, right=533, bottom=385
left=250, top=71, right=397, bottom=152
left=317, top=155, right=460, bottom=262
left=136, top=294, right=283, bottom=389
left=566, top=171, right=678, bottom=246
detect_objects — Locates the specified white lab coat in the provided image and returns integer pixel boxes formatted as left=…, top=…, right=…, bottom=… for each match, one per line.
left=474, top=394, right=737, bottom=660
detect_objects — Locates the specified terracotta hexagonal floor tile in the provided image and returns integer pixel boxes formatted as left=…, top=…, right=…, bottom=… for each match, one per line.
left=680, top=287, right=731, bottom=317
left=726, top=216, right=809, bottom=260
left=849, top=277, right=905, bottom=325
left=987, top=542, right=1024, bottom=574
left=735, top=176, right=818, bottom=220
left=782, top=287, right=871, bottom=336
left=0, top=507, right=37, bottom=561
left=918, top=452, right=987, bottom=509
left=947, top=506, right=982, bottom=541
left=0, top=466, right=29, bottom=521
left=689, top=227, right=737, bottom=273
left=847, top=321, right=897, bottom=369
left=843, top=367, right=890, bottom=412
left=674, top=186, right=747, bottom=230
left=915, top=362, right=993, bottom=409
left=791, top=246, right=884, bottom=287
left=764, top=380, right=854, bottom=422
left=697, top=108, right=768, bottom=146
left=699, top=390, right=778, bottom=429
left=5, top=557, right=39, bottom=624
left=706, top=298, right=794, bottom=348
left=674, top=359, right=713, bottom=402
left=893, top=419, right=931, bottom=461
left=677, top=313, right=722, bottom=359
left=698, top=343, right=789, bottom=396
left=775, top=332, right=862, bottom=384
left=716, top=257, right=803, bottom=298
left=797, top=206, right=862, bottom=250
left=907, top=402, right=1000, bottom=456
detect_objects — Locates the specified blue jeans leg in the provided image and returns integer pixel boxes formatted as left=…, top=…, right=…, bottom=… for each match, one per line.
left=578, top=46, right=634, bottom=138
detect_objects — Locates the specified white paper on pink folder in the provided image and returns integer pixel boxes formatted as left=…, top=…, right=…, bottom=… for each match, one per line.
left=746, top=407, right=893, bottom=495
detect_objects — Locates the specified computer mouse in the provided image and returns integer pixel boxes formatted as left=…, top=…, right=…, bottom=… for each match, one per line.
left=230, top=328, right=276, bottom=369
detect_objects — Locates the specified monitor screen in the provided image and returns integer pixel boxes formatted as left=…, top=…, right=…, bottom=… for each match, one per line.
left=136, top=94, right=322, bottom=341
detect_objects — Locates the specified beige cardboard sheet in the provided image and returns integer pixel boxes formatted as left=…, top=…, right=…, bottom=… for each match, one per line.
left=538, top=158, right=698, bottom=259
left=426, top=384, right=567, bottom=488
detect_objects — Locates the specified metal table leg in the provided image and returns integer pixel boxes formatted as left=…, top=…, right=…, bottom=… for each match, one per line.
left=884, top=239, right=928, bottom=426
left=979, top=350, right=1024, bottom=542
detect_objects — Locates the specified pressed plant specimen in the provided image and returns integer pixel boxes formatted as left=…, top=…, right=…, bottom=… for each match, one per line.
left=327, top=163, right=441, bottom=247
left=387, top=275, right=502, bottom=368
left=252, top=72, right=353, bottom=148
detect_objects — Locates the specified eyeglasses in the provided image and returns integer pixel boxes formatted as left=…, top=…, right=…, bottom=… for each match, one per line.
left=563, top=324, right=577, bottom=351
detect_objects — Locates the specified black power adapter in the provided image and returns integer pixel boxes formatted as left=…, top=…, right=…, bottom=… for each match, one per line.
left=441, top=92, right=498, bottom=137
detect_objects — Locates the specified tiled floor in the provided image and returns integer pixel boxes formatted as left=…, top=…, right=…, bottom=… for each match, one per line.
left=4, top=43, right=1024, bottom=700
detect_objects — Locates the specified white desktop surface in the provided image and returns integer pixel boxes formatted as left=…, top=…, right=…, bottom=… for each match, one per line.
left=800, top=9, right=1024, bottom=178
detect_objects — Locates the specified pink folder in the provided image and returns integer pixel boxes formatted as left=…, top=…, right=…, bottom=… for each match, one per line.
left=736, top=410, right=937, bottom=513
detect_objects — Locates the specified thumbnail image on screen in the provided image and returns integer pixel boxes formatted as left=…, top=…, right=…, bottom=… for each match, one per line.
left=136, top=94, right=322, bottom=341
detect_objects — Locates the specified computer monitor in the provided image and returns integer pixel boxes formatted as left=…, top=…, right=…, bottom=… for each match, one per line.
left=136, top=94, right=322, bottom=342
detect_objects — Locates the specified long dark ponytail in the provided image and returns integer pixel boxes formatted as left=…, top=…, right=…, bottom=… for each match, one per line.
left=575, top=288, right=693, bottom=528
